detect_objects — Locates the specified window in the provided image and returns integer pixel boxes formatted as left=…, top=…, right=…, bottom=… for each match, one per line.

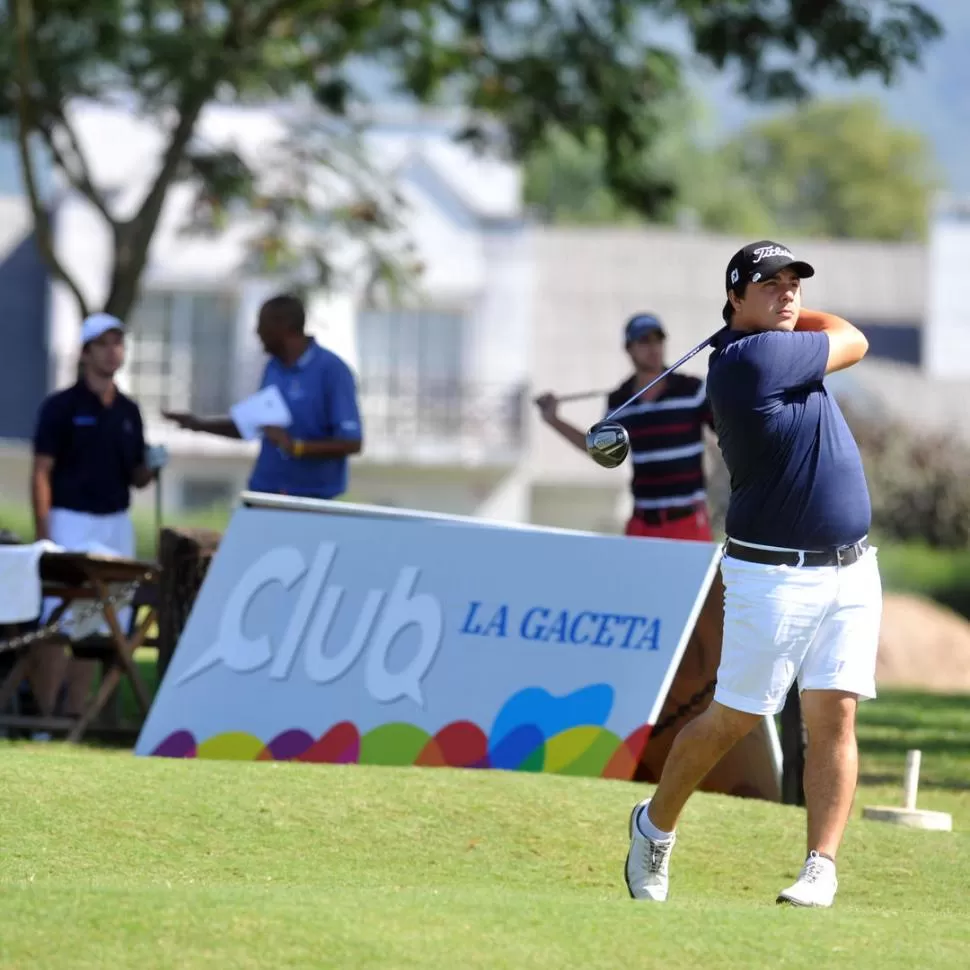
left=357, top=307, right=466, bottom=392
left=126, top=291, right=237, bottom=416
left=125, top=292, right=176, bottom=414
left=356, top=307, right=467, bottom=440
left=188, top=293, right=237, bottom=415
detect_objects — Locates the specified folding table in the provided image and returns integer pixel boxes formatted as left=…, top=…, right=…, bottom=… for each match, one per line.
left=0, top=551, right=158, bottom=742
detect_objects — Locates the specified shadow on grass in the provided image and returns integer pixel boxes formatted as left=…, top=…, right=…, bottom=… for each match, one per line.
left=858, top=772, right=970, bottom=792
left=857, top=689, right=970, bottom=793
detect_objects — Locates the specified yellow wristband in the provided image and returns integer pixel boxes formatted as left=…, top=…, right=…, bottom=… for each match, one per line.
left=292, top=439, right=305, bottom=458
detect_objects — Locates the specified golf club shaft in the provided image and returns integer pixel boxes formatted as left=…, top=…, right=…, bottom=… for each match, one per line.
left=155, top=468, right=163, bottom=561
left=551, top=388, right=609, bottom=404
left=603, top=327, right=725, bottom=421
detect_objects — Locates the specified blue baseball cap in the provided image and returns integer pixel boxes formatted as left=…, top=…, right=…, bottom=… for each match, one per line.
left=624, top=313, right=666, bottom=345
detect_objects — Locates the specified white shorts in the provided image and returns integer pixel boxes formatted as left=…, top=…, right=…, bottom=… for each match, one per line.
left=42, top=508, right=136, bottom=637
left=714, top=544, right=882, bottom=716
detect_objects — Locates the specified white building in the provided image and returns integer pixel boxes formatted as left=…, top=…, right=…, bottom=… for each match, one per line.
left=37, top=101, right=535, bottom=521
left=0, top=101, right=962, bottom=536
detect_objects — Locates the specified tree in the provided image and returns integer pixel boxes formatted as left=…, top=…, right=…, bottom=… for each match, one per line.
left=704, top=98, right=940, bottom=241
left=0, top=0, right=943, bottom=323
left=527, top=96, right=940, bottom=242
left=523, top=92, right=783, bottom=234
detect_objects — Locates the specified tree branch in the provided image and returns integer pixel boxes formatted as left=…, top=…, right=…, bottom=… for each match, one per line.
left=36, top=107, right=118, bottom=230
left=251, top=0, right=300, bottom=33
left=102, top=0, right=346, bottom=319
left=105, top=88, right=212, bottom=319
left=102, top=0, right=255, bottom=318
left=13, top=0, right=90, bottom=321
left=178, top=0, right=204, bottom=29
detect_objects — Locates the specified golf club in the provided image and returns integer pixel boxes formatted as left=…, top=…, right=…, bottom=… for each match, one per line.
left=540, top=388, right=610, bottom=405
left=155, top=465, right=163, bottom=561
left=585, top=327, right=725, bottom=468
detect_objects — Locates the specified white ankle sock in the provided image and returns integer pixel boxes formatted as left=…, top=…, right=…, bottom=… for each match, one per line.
left=637, top=805, right=674, bottom=842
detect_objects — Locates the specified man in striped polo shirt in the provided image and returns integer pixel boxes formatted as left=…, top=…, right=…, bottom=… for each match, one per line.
left=536, top=313, right=714, bottom=541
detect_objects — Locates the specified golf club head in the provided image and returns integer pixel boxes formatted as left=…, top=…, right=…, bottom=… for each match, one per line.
left=585, top=421, right=630, bottom=469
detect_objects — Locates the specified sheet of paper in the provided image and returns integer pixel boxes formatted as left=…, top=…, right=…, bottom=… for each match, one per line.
left=230, top=385, right=293, bottom=441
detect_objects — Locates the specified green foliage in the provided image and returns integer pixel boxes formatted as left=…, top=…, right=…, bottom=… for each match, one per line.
left=875, top=542, right=970, bottom=619
left=842, top=402, right=970, bottom=549
left=527, top=94, right=941, bottom=241
left=840, top=401, right=970, bottom=618
left=0, top=501, right=231, bottom=561
left=0, top=1, right=942, bottom=321
left=715, top=98, right=940, bottom=241
left=524, top=126, right=647, bottom=226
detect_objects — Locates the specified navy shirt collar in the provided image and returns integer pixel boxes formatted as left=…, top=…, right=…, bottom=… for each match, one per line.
left=713, top=327, right=749, bottom=351
left=73, top=379, right=121, bottom=410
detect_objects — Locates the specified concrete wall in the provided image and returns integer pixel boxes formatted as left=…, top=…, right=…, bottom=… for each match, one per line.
left=0, top=235, right=49, bottom=441
left=924, top=197, right=970, bottom=380
left=0, top=198, right=49, bottom=441
left=523, top=226, right=928, bottom=487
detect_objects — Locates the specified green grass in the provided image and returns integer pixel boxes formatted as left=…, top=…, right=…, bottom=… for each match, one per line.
left=856, top=690, right=970, bottom=798
left=875, top=541, right=970, bottom=618
left=0, top=689, right=967, bottom=970
left=0, top=502, right=232, bottom=562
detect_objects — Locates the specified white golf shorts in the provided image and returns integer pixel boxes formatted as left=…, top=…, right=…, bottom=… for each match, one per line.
left=42, top=507, right=136, bottom=636
left=714, top=542, right=882, bottom=716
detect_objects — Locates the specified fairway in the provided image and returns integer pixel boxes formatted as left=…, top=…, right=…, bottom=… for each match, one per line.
left=1, top=691, right=968, bottom=970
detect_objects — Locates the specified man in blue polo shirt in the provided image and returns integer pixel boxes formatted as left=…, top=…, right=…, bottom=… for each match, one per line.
left=624, top=241, right=879, bottom=910
left=164, top=294, right=362, bottom=497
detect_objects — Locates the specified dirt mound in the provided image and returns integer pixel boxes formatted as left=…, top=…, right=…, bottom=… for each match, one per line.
left=878, top=593, right=970, bottom=692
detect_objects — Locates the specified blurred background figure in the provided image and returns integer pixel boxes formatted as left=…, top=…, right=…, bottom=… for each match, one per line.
left=535, top=314, right=715, bottom=541
left=28, top=313, right=167, bottom=719
left=163, top=294, right=363, bottom=501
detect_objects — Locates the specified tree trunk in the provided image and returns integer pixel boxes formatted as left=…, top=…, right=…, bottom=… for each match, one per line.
left=103, top=90, right=212, bottom=322
left=12, top=0, right=90, bottom=323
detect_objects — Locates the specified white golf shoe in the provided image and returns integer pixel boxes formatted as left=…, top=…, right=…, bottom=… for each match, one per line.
left=624, top=798, right=676, bottom=901
left=776, top=850, right=838, bottom=908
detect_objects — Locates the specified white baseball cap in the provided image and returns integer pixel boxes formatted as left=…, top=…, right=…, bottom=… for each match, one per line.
left=81, top=312, right=124, bottom=346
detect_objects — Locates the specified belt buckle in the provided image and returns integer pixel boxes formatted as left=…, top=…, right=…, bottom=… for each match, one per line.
left=836, top=544, right=856, bottom=566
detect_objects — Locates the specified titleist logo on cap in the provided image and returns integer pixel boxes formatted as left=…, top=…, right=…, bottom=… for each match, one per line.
left=751, top=245, right=794, bottom=264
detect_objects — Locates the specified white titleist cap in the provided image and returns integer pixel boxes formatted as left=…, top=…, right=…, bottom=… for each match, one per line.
left=81, top=312, right=124, bottom=346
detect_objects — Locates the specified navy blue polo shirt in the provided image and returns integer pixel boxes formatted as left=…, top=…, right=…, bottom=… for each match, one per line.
left=248, top=339, right=362, bottom=499
left=706, top=328, right=871, bottom=550
left=33, top=382, right=146, bottom=515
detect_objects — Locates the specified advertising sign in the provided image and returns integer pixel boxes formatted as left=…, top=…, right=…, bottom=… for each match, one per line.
left=136, top=496, right=721, bottom=780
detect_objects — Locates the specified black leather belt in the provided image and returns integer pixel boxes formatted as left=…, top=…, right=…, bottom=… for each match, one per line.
left=635, top=505, right=697, bottom=525
left=724, top=537, right=870, bottom=568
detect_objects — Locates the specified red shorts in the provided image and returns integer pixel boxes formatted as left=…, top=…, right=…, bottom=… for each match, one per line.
left=625, top=504, right=714, bottom=542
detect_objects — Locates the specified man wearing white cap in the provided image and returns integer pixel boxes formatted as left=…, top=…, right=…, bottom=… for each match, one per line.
left=27, top=313, right=168, bottom=718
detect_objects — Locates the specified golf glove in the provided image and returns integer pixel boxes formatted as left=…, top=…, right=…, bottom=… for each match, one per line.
left=145, top=444, right=170, bottom=472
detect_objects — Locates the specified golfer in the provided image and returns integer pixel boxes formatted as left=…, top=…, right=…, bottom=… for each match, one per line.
left=624, top=241, right=879, bottom=908
left=164, top=294, right=362, bottom=499
left=535, top=314, right=714, bottom=541
left=30, top=313, right=167, bottom=716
